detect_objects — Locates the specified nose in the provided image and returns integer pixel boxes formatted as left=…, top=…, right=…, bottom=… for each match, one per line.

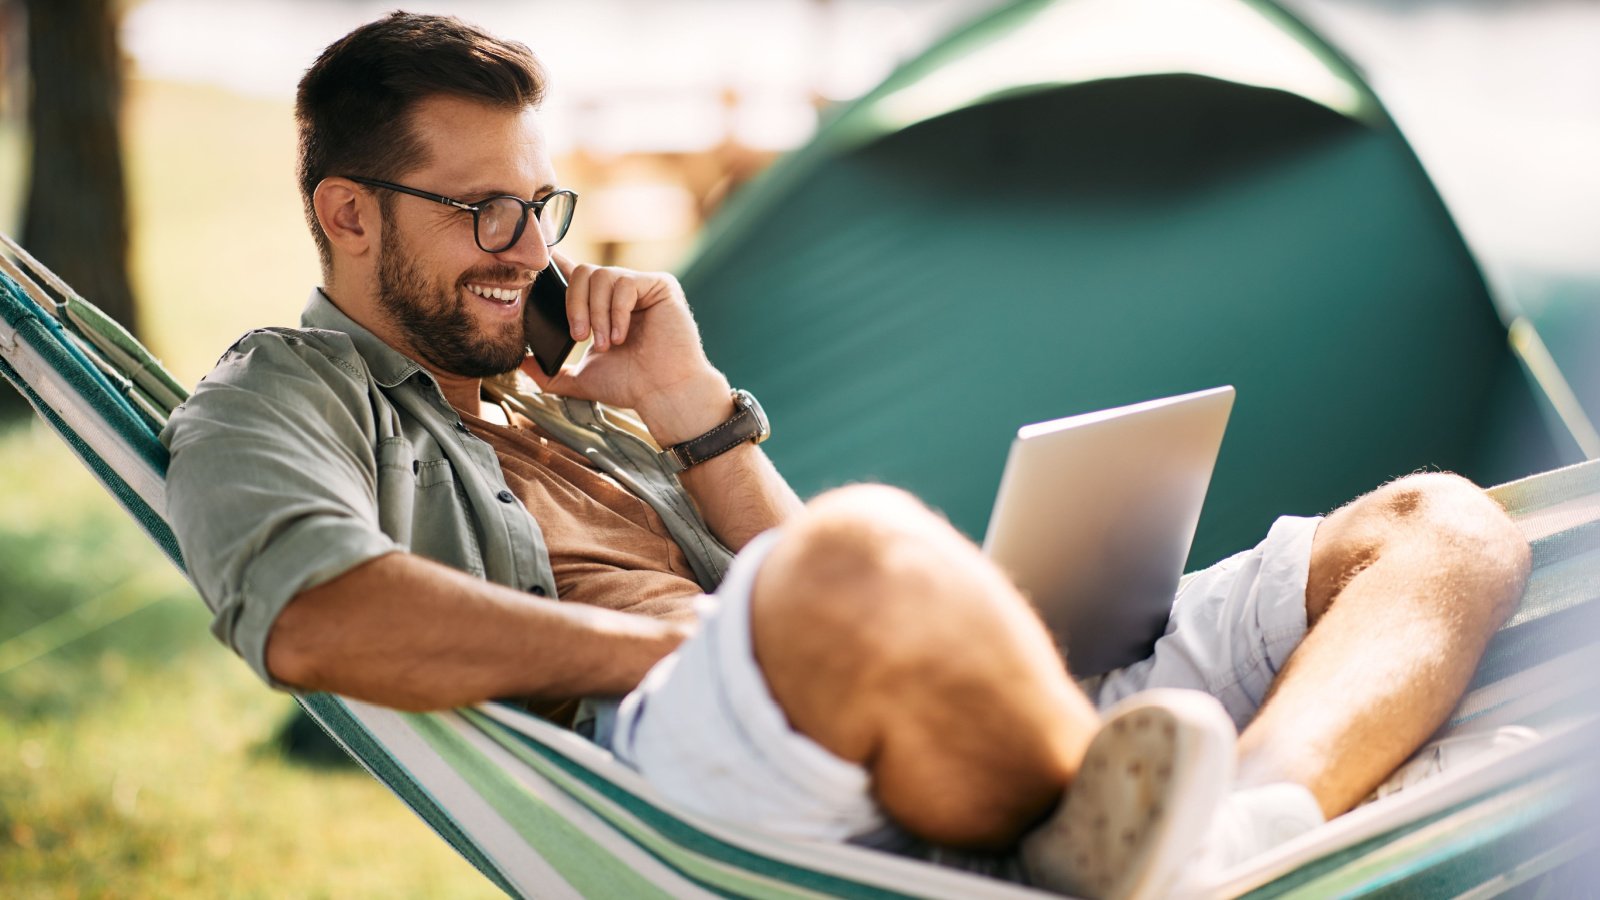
left=493, top=214, right=551, bottom=272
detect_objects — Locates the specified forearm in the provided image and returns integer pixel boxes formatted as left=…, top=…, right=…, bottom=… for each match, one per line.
left=265, top=552, right=689, bottom=711
left=676, top=442, right=802, bottom=549
left=635, top=371, right=803, bottom=550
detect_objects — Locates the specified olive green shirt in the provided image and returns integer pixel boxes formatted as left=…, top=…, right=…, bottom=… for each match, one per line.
left=160, top=289, right=734, bottom=687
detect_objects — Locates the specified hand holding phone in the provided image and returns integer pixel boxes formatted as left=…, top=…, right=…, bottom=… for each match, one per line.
left=523, top=259, right=722, bottom=424
left=523, top=262, right=576, bottom=378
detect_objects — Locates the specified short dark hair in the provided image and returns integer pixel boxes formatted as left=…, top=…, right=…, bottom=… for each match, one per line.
left=295, top=11, right=547, bottom=267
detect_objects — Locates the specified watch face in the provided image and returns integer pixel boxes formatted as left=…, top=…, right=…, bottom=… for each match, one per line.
left=736, top=389, right=771, bottom=443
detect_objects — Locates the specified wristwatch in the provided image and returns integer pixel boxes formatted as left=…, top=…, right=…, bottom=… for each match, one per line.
left=659, top=388, right=770, bottom=474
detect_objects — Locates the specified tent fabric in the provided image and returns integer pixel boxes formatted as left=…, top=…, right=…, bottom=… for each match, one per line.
left=3, top=242, right=1598, bottom=896
left=678, top=0, right=1560, bottom=572
left=1275, top=2, right=1600, bottom=459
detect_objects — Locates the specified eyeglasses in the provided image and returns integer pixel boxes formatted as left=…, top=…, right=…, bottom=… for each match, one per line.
left=347, top=176, right=578, bottom=252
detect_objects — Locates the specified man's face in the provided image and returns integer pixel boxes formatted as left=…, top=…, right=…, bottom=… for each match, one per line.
left=373, top=94, right=558, bottom=377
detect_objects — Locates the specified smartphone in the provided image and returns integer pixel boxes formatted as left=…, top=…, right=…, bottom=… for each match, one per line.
left=524, top=263, right=577, bottom=378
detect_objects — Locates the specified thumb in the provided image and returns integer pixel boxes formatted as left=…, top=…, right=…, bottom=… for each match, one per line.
left=518, top=355, right=552, bottom=389
left=519, top=352, right=597, bottom=401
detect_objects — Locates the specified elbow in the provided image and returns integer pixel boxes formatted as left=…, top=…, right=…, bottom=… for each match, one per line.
left=264, top=599, right=321, bottom=690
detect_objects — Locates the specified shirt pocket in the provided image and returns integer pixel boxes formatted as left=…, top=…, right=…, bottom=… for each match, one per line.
left=410, top=455, right=488, bottom=578
left=376, top=436, right=417, bottom=546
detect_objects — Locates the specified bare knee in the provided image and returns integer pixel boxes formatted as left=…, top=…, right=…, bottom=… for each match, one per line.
left=764, top=484, right=962, bottom=602
left=1307, top=472, right=1530, bottom=624
left=751, top=485, right=1024, bottom=718
left=1359, top=473, right=1528, bottom=582
left=750, top=485, right=1087, bottom=846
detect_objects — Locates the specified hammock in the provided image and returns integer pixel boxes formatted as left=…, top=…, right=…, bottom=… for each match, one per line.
left=2, top=234, right=1596, bottom=898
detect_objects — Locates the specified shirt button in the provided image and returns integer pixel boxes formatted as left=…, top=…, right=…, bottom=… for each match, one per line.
left=496, top=490, right=516, bottom=504
left=529, top=584, right=547, bottom=596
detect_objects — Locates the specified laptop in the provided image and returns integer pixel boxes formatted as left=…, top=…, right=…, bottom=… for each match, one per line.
left=981, top=386, right=1235, bottom=677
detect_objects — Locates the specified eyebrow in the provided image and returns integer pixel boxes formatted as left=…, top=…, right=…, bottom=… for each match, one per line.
left=462, top=183, right=557, bottom=201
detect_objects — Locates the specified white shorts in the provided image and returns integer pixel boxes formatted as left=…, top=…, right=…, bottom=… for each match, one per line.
left=603, top=515, right=1323, bottom=843
left=1086, top=515, right=1323, bottom=732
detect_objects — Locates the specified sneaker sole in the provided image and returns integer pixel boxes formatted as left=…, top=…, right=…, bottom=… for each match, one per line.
left=1021, top=689, right=1237, bottom=900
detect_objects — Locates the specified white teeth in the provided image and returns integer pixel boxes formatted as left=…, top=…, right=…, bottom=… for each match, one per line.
left=466, top=284, right=521, bottom=304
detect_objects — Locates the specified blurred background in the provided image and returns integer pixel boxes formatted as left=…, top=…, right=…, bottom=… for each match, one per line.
left=1, top=0, right=1597, bottom=895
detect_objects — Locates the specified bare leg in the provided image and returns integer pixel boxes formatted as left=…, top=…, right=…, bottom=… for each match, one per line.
left=749, top=485, right=1101, bottom=849
left=1236, top=473, right=1532, bottom=817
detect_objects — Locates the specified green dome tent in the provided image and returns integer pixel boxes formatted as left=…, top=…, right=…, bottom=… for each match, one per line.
left=679, top=0, right=1562, bottom=569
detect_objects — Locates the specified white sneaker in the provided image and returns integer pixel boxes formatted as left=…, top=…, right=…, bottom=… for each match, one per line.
left=1176, top=727, right=1542, bottom=885
left=1184, top=782, right=1325, bottom=884
left=1021, top=689, right=1236, bottom=900
left=1363, top=725, right=1540, bottom=804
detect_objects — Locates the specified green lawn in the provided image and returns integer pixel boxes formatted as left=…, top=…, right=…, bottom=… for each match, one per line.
left=1, top=80, right=500, bottom=897
left=122, top=78, right=322, bottom=384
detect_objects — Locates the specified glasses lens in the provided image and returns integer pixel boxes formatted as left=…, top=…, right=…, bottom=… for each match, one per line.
left=477, top=197, right=527, bottom=252
left=537, top=191, right=575, bottom=246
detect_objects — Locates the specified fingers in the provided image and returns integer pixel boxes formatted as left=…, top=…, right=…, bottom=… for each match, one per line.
left=565, top=262, right=593, bottom=344
left=563, top=262, right=654, bottom=351
left=611, top=279, right=638, bottom=345
left=550, top=251, right=592, bottom=345
left=586, top=267, right=615, bottom=351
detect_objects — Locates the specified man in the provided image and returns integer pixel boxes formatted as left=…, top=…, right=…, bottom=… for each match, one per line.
left=160, top=12, right=1532, bottom=899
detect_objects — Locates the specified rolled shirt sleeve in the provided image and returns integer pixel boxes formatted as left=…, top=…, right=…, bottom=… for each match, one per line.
left=160, top=330, right=404, bottom=687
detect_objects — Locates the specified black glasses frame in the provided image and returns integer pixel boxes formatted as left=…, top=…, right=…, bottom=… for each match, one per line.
left=347, top=176, right=578, bottom=252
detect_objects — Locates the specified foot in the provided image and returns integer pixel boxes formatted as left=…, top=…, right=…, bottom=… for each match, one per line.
left=1021, top=689, right=1235, bottom=900
left=1184, top=782, right=1324, bottom=884
left=1179, top=727, right=1543, bottom=885
left=1362, top=725, right=1540, bottom=805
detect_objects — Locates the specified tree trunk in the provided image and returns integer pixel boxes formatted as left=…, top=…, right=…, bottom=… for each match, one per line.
left=2, top=0, right=135, bottom=417
left=20, top=0, right=135, bottom=325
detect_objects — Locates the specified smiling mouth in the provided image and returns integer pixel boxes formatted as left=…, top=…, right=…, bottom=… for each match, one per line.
left=464, top=282, right=526, bottom=305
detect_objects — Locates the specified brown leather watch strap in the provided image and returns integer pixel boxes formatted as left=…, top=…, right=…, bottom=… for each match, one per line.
left=660, top=389, right=769, bottom=474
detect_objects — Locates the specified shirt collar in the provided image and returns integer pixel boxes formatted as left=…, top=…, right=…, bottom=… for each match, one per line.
left=300, top=288, right=424, bottom=388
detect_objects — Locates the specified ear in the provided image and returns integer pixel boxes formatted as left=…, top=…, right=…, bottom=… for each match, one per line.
left=313, top=177, right=379, bottom=259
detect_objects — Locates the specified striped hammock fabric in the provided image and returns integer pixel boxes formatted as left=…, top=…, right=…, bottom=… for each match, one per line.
left=2, top=235, right=1596, bottom=898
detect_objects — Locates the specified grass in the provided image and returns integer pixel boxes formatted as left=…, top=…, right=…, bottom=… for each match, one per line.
left=0, top=79, right=503, bottom=896
left=0, top=420, right=500, bottom=898
left=121, top=77, right=322, bottom=384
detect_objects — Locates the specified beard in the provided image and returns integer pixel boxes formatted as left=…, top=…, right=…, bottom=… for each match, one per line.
left=377, top=230, right=529, bottom=378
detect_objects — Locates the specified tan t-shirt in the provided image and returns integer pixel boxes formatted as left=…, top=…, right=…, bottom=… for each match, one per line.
left=462, top=405, right=705, bottom=726
left=462, top=406, right=705, bottom=622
